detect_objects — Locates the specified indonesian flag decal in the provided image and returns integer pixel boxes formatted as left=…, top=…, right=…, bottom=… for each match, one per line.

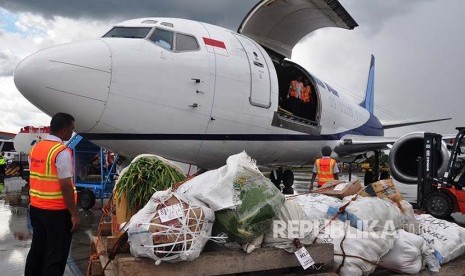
left=203, top=37, right=228, bottom=56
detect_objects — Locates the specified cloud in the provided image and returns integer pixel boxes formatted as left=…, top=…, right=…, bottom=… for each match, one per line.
left=0, top=77, right=50, bottom=132
left=0, top=0, right=258, bottom=30
left=0, top=10, right=110, bottom=132
left=340, top=0, right=435, bottom=36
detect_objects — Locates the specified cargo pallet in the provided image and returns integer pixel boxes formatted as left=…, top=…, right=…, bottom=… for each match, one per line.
left=89, top=222, right=335, bottom=276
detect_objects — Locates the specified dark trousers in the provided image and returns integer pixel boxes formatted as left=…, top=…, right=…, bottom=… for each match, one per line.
left=288, top=97, right=301, bottom=116
left=25, top=206, right=73, bottom=276
left=0, top=164, right=5, bottom=176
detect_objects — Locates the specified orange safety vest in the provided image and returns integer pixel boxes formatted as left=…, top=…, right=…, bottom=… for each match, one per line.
left=302, top=86, right=311, bottom=103
left=288, top=80, right=303, bottom=98
left=29, top=140, right=77, bottom=210
left=315, top=158, right=336, bottom=186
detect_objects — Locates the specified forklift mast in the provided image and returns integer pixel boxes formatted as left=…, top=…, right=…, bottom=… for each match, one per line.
left=442, top=127, right=465, bottom=185
left=416, top=132, right=442, bottom=209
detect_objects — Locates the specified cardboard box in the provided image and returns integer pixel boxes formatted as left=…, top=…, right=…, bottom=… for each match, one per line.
left=315, top=179, right=362, bottom=199
left=358, top=179, right=403, bottom=201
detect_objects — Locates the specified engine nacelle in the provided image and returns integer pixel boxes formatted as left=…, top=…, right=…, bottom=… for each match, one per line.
left=388, top=132, right=449, bottom=184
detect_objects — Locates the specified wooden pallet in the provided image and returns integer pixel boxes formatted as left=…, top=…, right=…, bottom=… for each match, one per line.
left=89, top=223, right=335, bottom=276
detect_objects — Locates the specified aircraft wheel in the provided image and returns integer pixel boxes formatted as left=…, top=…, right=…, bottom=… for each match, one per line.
left=424, top=191, right=454, bottom=219
left=364, top=171, right=379, bottom=186
left=269, top=169, right=282, bottom=189
left=282, top=170, right=294, bottom=187
left=380, top=171, right=390, bottom=180
left=78, top=189, right=96, bottom=210
left=282, top=186, right=294, bottom=195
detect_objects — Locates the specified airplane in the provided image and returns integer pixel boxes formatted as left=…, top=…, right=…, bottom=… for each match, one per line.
left=13, top=0, right=451, bottom=187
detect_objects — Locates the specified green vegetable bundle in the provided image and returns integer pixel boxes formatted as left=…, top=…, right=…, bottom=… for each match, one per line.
left=213, top=173, right=284, bottom=244
left=115, top=157, right=186, bottom=213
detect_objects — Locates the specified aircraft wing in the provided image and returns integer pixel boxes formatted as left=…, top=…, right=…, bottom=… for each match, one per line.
left=334, top=134, right=397, bottom=157
left=335, top=133, right=458, bottom=157
left=238, top=0, right=358, bottom=58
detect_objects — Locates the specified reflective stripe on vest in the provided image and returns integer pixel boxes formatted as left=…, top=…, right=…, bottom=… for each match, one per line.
left=302, top=86, right=311, bottom=103
left=29, top=140, right=77, bottom=210
left=316, top=158, right=336, bottom=186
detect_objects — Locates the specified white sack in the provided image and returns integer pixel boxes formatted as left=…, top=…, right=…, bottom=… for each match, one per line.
left=333, top=196, right=404, bottom=232
left=176, top=151, right=261, bottom=211
left=315, top=220, right=396, bottom=276
left=379, top=229, right=432, bottom=274
left=126, top=190, right=215, bottom=264
left=293, top=193, right=342, bottom=220
left=416, top=214, right=465, bottom=264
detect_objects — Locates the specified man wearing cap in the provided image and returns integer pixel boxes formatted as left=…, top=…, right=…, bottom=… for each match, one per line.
left=310, top=146, right=339, bottom=191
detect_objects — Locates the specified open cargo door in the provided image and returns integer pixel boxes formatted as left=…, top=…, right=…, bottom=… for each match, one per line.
left=238, top=0, right=358, bottom=59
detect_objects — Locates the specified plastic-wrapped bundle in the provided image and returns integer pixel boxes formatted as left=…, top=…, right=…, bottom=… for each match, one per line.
left=126, top=190, right=215, bottom=265
left=177, top=152, right=284, bottom=245
left=213, top=171, right=284, bottom=244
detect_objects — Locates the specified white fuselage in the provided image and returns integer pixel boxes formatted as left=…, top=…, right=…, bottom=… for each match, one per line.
left=14, top=18, right=380, bottom=168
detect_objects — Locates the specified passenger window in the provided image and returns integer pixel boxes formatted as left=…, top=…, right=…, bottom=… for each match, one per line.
left=149, top=29, right=174, bottom=50
left=176, top=34, right=199, bottom=52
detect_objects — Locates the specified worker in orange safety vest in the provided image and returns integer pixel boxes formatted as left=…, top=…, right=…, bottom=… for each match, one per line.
left=310, top=146, right=339, bottom=190
left=300, top=78, right=312, bottom=118
left=287, top=75, right=304, bottom=116
left=25, top=112, right=80, bottom=276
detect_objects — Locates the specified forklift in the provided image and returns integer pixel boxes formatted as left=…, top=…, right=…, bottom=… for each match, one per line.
left=416, top=128, right=465, bottom=219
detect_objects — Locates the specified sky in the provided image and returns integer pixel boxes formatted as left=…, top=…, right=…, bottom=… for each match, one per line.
left=0, top=0, right=464, bottom=137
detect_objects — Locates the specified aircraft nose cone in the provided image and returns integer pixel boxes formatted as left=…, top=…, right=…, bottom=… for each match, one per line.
left=14, top=39, right=112, bottom=132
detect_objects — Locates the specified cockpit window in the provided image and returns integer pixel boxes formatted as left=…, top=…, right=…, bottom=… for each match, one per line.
left=148, top=28, right=174, bottom=50
left=103, top=27, right=152, bottom=38
left=176, top=33, right=199, bottom=52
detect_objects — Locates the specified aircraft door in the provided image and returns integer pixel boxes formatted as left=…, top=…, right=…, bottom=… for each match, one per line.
left=233, top=34, right=271, bottom=108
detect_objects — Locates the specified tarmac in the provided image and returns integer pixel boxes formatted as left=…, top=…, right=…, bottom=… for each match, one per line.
left=1, top=171, right=465, bottom=275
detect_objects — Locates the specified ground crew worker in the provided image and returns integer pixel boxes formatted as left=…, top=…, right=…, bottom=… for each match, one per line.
left=0, top=152, right=6, bottom=177
left=310, top=146, right=339, bottom=190
left=287, top=75, right=304, bottom=116
left=300, top=79, right=311, bottom=118
left=25, top=112, right=80, bottom=276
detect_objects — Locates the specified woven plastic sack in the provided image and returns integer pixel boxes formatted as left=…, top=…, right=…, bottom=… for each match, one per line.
left=327, top=196, right=404, bottom=232
left=126, top=190, right=214, bottom=264
left=315, top=220, right=396, bottom=276
left=416, top=214, right=465, bottom=264
left=293, top=193, right=342, bottom=220
left=177, top=151, right=261, bottom=211
left=379, top=229, right=435, bottom=274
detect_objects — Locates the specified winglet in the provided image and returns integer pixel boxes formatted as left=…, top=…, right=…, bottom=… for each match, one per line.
left=359, top=55, right=375, bottom=114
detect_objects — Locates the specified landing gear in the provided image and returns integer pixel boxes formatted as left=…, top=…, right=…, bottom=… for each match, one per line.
left=364, top=171, right=377, bottom=186
left=282, top=169, right=294, bottom=187
left=380, top=170, right=390, bottom=180
left=269, top=168, right=294, bottom=194
left=282, top=169, right=294, bottom=194
left=270, top=168, right=283, bottom=189
left=78, top=189, right=96, bottom=210
left=423, top=191, right=454, bottom=219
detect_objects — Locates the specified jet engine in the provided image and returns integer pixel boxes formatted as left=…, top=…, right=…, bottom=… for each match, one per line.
left=388, top=132, right=449, bottom=184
